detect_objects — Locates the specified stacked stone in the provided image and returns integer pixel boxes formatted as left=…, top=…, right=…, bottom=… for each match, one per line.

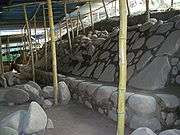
left=0, top=102, right=54, bottom=135
left=23, top=14, right=180, bottom=132
left=109, top=92, right=180, bottom=132
left=130, top=127, right=180, bottom=135
left=50, top=15, right=180, bottom=89
left=34, top=69, right=180, bottom=132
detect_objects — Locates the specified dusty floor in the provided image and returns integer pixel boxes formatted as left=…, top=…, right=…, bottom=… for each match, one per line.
left=0, top=101, right=131, bottom=135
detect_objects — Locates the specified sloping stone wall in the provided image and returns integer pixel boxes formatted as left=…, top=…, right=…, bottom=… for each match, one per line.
left=36, top=14, right=180, bottom=91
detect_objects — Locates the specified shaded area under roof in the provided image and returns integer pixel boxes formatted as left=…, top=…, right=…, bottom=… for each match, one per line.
left=0, top=0, right=86, bottom=29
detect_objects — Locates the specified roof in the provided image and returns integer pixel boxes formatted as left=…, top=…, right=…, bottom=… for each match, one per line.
left=0, top=0, right=86, bottom=29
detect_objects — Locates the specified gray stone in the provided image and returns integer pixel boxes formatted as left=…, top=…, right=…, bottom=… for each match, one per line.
left=46, top=118, right=54, bottom=129
left=93, top=63, right=105, bottom=78
left=113, top=55, right=118, bottom=62
left=175, top=75, right=180, bottom=84
left=98, top=64, right=116, bottom=82
left=78, top=82, right=92, bottom=95
left=99, top=51, right=110, bottom=59
left=128, top=94, right=157, bottom=115
left=82, top=63, right=96, bottom=77
left=175, top=20, right=180, bottom=29
left=0, top=110, right=27, bottom=133
left=108, top=108, right=117, bottom=121
left=156, top=22, right=174, bottom=34
left=156, top=94, right=179, bottom=109
left=23, top=102, right=47, bottom=134
left=130, top=127, right=157, bottom=135
left=128, top=53, right=135, bottom=64
left=23, top=84, right=40, bottom=101
left=172, top=67, right=178, bottom=75
left=84, top=101, right=93, bottom=109
left=127, top=31, right=136, bottom=40
left=111, top=43, right=118, bottom=51
left=140, top=21, right=154, bottom=32
left=43, top=99, right=53, bottom=109
left=136, top=51, right=152, bottom=70
left=27, top=81, right=41, bottom=92
left=166, top=113, right=176, bottom=127
left=95, top=86, right=117, bottom=104
left=130, top=115, right=161, bottom=132
left=150, top=20, right=163, bottom=32
left=0, top=76, right=7, bottom=88
left=132, top=37, right=145, bottom=49
left=67, top=79, right=84, bottom=91
left=86, top=83, right=102, bottom=96
left=175, top=119, right=180, bottom=127
left=4, top=88, right=30, bottom=104
left=128, top=65, right=135, bottom=80
left=42, top=86, right=54, bottom=99
left=157, top=30, right=180, bottom=56
left=129, top=56, right=171, bottom=90
left=131, top=32, right=140, bottom=43
left=159, top=129, right=180, bottom=135
left=4, top=72, right=15, bottom=86
left=171, top=58, right=179, bottom=66
left=58, top=81, right=71, bottom=105
left=0, top=127, right=18, bottom=135
left=146, top=35, right=164, bottom=49
left=135, top=50, right=143, bottom=58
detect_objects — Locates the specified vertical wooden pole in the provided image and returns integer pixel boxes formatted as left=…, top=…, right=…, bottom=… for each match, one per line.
left=126, top=0, right=131, bottom=16
left=145, top=0, right=150, bottom=22
left=6, top=37, right=11, bottom=70
left=0, top=37, right=4, bottom=75
left=89, top=1, right=94, bottom=31
left=47, top=0, right=58, bottom=105
left=43, top=4, right=48, bottom=71
left=22, top=33, right=27, bottom=64
left=70, top=17, right=75, bottom=39
left=115, top=0, right=117, bottom=16
left=77, top=8, right=85, bottom=34
left=118, top=0, right=127, bottom=134
left=102, top=0, right=109, bottom=19
left=76, top=13, right=79, bottom=36
left=64, top=2, right=72, bottom=51
left=34, top=15, right=38, bottom=62
left=23, top=5, right=35, bottom=82
left=59, top=21, right=62, bottom=41
left=171, top=0, right=174, bottom=9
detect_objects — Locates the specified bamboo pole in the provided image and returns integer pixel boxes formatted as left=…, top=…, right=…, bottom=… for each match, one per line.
left=47, top=0, right=59, bottom=105
left=0, top=37, right=4, bottom=75
left=102, top=0, right=109, bottom=19
left=6, top=37, right=11, bottom=70
left=145, top=0, right=150, bottom=22
left=70, top=17, right=75, bottom=39
left=89, top=1, right=94, bottom=31
left=76, top=13, right=79, bottom=36
left=117, top=0, right=127, bottom=134
left=126, top=0, right=130, bottom=16
left=59, top=21, right=62, bottom=41
left=77, top=8, right=85, bottom=34
left=34, top=15, right=38, bottom=62
left=23, top=5, right=35, bottom=82
left=171, top=0, right=174, bottom=9
left=115, top=0, right=117, bottom=16
left=64, top=2, right=72, bottom=51
left=43, top=4, right=48, bottom=71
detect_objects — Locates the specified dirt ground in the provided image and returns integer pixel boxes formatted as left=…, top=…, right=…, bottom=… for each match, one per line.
left=0, top=101, right=132, bottom=135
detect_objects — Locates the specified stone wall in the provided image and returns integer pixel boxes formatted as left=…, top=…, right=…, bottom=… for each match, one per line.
left=21, top=13, right=180, bottom=132
left=36, top=14, right=180, bottom=91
